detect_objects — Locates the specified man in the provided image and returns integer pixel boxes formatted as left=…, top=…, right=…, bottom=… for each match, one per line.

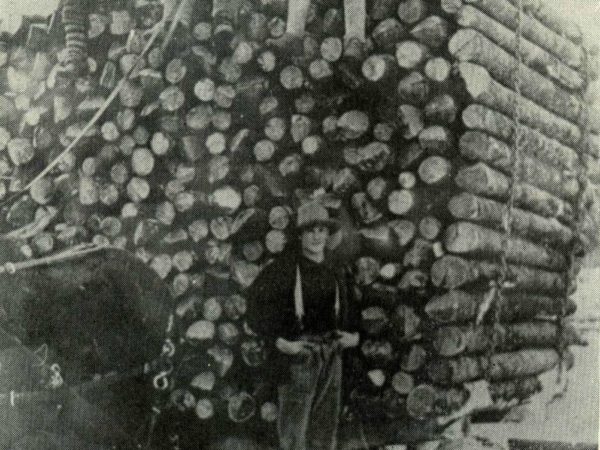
left=246, top=202, right=361, bottom=450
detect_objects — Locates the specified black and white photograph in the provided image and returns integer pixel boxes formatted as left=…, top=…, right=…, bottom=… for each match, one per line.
left=0, top=0, right=597, bottom=448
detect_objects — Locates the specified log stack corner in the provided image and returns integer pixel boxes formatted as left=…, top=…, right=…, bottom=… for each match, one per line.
left=0, top=0, right=598, bottom=444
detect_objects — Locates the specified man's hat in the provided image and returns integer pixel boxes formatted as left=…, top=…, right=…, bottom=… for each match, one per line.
left=296, top=202, right=340, bottom=231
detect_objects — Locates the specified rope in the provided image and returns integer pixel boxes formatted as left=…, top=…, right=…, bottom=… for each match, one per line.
left=0, top=241, right=113, bottom=275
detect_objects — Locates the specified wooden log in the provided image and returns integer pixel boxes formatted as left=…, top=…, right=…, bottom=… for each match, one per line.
left=362, top=54, right=398, bottom=85
left=462, top=0, right=585, bottom=69
left=427, top=349, right=561, bottom=384
left=391, top=371, right=415, bottom=395
left=320, top=36, right=343, bottom=62
left=425, top=289, right=576, bottom=324
left=127, top=177, right=151, bottom=203
left=380, top=263, right=403, bottom=280
left=395, top=41, right=430, bottom=69
left=488, top=376, right=542, bottom=402
left=432, top=322, right=585, bottom=357
left=431, top=255, right=566, bottom=293
left=461, top=104, right=580, bottom=169
left=418, top=126, right=454, bottom=155
left=459, top=131, right=580, bottom=201
left=403, top=238, right=433, bottom=268
left=389, top=219, right=417, bottom=247
left=352, top=192, right=384, bottom=225
left=418, top=216, right=442, bottom=240
left=424, top=57, right=452, bottom=84
left=362, top=306, right=389, bottom=335
left=457, top=63, right=581, bottom=148
left=397, top=105, right=424, bottom=140
left=418, top=156, right=452, bottom=185
left=344, top=142, right=391, bottom=172
left=7, top=138, right=34, bottom=166
left=398, top=172, right=417, bottom=189
left=371, top=19, right=407, bottom=53
left=280, top=65, right=304, bottom=90
left=366, top=177, right=390, bottom=202
left=406, top=385, right=469, bottom=419
left=449, top=29, right=600, bottom=133
left=309, top=59, right=334, bottom=82
left=455, top=162, right=574, bottom=221
left=374, top=122, right=395, bottom=142
left=424, top=94, right=458, bottom=125
left=400, top=344, right=428, bottom=373
left=448, top=192, right=575, bottom=246
left=455, top=5, right=584, bottom=90
left=398, top=269, right=429, bottom=292
left=507, top=0, right=582, bottom=44
left=397, top=71, right=430, bottom=106
left=390, top=304, right=421, bottom=342
left=397, top=0, right=428, bottom=25
left=361, top=340, right=395, bottom=364
left=388, top=189, right=416, bottom=216
left=410, top=16, right=451, bottom=48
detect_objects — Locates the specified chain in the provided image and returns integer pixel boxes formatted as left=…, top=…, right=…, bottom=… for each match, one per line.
left=481, top=0, right=524, bottom=382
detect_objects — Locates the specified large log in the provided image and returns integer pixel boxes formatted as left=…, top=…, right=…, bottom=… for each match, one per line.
left=427, top=349, right=561, bottom=384
left=432, top=322, right=584, bottom=357
left=449, top=29, right=600, bottom=133
left=462, top=0, right=585, bottom=69
left=455, top=5, right=584, bottom=90
left=505, top=0, right=583, bottom=45
left=461, top=104, right=582, bottom=167
left=488, top=376, right=542, bottom=402
left=409, top=16, right=451, bottom=48
left=431, top=255, right=566, bottom=292
left=457, top=63, right=582, bottom=148
left=425, top=289, right=576, bottom=324
left=406, top=384, right=469, bottom=419
left=455, top=162, right=574, bottom=222
left=444, top=221, right=567, bottom=271
left=448, top=192, right=575, bottom=246
left=459, top=131, right=580, bottom=201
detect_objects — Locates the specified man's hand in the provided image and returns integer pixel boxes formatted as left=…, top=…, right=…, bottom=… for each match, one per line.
left=275, top=337, right=315, bottom=356
left=336, top=331, right=360, bottom=349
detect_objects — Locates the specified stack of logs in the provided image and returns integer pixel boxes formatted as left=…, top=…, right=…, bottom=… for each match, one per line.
left=0, top=0, right=597, bottom=437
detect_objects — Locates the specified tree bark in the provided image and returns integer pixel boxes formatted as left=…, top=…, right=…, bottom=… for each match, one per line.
left=395, top=41, right=431, bottom=70
left=397, top=71, right=430, bottom=106
left=425, top=289, right=576, bottom=324
left=448, top=192, right=575, bottom=246
left=431, top=255, right=567, bottom=292
left=406, top=384, right=469, bottom=419
left=505, top=0, right=583, bottom=45
left=428, top=349, right=561, bottom=385
left=444, top=221, right=567, bottom=270
left=455, top=5, right=584, bottom=90
left=450, top=29, right=600, bottom=132
left=455, top=162, right=575, bottom=222
left=410, top=16, right=451, bottom=48
left=457, top=63, right=582, bottom=148
left=397, top=0, right=428, bottom=25
left=463, top=0, right=585, bottom=69
left=461, top=104, right=581, bottom=168
left=459, top=131, right=580, bottom=201
left=432, top=322, right=585, bottom=357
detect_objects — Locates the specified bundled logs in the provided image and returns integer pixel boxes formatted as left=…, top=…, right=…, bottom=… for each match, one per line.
left=0, top=0, right=597, bottom=445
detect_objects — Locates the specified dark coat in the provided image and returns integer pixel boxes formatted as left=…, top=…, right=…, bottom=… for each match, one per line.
left=245, top=253, right=361, bottom=385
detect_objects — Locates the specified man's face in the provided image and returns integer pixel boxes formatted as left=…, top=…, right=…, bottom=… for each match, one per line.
left=301, top=225, right=330, bottom=256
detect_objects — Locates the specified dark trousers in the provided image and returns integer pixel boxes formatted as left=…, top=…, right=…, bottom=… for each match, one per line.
left=277, top=338, right=343, bottom=450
